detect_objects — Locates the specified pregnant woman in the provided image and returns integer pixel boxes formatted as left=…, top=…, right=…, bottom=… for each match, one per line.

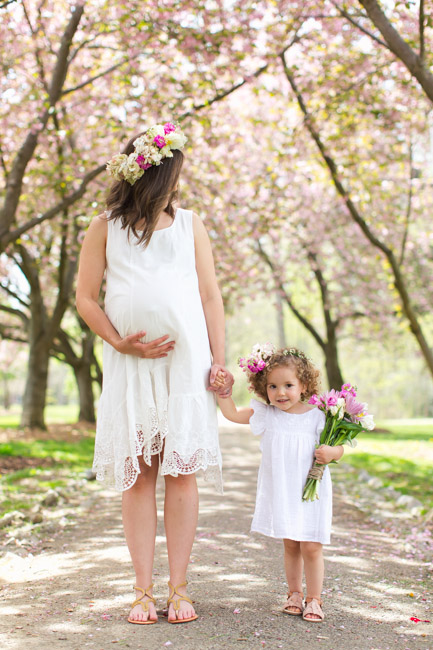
left=76, top=122, right=232, bottom=625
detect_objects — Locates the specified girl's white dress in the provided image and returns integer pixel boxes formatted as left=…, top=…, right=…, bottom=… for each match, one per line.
left=93, top=208, right=222, bottom=493
left=249, top=399, right=332, bottom=544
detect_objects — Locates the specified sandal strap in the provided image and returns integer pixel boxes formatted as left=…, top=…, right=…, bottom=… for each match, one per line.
left=131, top=584, right=156, bottom=612
left=283, top=591, right=304, bottom=612
left=303, top=597, right=324, bottom=620
left=167, top=580, right=193, bottom=612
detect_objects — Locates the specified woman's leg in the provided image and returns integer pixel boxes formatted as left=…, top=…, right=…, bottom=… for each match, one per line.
left=283, top=538, right=304, bottom=612
left=164, top=472, right=199, bottom=621
left=122, top=454, right=159, bottom=622
left=301, top=541, right=324, bottom=620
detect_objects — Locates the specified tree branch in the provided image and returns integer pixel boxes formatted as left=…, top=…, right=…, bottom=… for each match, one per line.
left=0, top=280, right=31, bottom=308
left=0, top=4, right=85, bottom=242
left=399, top=141, right=413, bottom=266
left=358, top=0, right=433, bottom=104
left=179, top=36, right=301, bottom=119
left=0, top=304, right=29, bottom=324
left=419, top=0, right=425, bottom=62
left=1, top=163, right=106, bottom=247
left=256, top=241, right=326, bottom=349
left=281, top=55, right=433, bottom=377
left=330, top=1, right=389, bottom=49
left=62, top=56, right=137, bottom=96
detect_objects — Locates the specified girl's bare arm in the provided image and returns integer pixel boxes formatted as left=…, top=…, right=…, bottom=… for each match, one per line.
left=216, top=395, right=253, bottom=425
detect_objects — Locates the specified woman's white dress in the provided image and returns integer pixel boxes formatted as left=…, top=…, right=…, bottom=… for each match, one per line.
left=93, top=208, right=222, bottom=493
left=249, top=399, right=332, bottom=544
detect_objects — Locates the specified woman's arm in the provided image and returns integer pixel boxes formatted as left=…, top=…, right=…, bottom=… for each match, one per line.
left=193, top=213, right=234, bottom=394
left=216, top=395, right=253, bottom=425
left=76, top=215, right=175, bottom=358
left=314, top=444, right=344, bottom=464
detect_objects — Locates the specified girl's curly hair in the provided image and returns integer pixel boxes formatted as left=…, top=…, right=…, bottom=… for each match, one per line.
left=247, top=348, right=321, bottom=404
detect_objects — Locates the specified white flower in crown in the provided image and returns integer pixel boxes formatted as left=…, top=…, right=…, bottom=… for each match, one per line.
left=251, top=342, right=276, bottom=359
left=106, top=153, right=128, bottom=181
left=165, top=130, right=187, bottom=150
left=107, top=121, right=187, bottom=185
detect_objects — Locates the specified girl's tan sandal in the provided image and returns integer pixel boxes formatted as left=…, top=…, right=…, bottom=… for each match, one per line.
left=302, top=597, right=324, bottom=622
left=127, top=584, right=158, bottom=625
left=167, top=580, right=198, bottom=624
left=282, top=591, right=304, bottom=616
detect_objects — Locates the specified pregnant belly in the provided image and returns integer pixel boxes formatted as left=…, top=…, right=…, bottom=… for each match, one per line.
left=105, top=291, right=187, bottom=341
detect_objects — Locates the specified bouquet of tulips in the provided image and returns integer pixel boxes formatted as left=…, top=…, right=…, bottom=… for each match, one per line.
left=302, top=383, right=374, bottom=502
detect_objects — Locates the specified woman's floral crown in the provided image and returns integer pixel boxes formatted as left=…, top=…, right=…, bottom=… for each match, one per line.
left=238, top=343, right=310, bottom=375
left=106, top=122, right=187, bottom=186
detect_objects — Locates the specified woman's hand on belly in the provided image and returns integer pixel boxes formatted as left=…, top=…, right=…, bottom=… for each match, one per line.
left=113, top=331, right=175, bottom=358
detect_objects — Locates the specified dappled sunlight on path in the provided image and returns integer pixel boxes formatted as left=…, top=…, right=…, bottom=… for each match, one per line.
left=0, top=424, right=431, bottom=649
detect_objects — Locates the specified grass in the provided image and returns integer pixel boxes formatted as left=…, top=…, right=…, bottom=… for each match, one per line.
left=0, top=417, right=95, bottom=519
left=343, top=419, right=433, bottom=513
left=0, top=438, right=95, bottom=475
left=0, top=412, right=432, bottom=519
left=0, top=404, right=80, bottom=428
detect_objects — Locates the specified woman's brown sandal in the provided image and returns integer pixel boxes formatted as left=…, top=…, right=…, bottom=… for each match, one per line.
left=127, top=584, right=157, bottom=625
left=282, top=591, right=304, bottom=616
left=302, top=597, right=324, bottom=622
left=166, top=580, right=198, bottom=624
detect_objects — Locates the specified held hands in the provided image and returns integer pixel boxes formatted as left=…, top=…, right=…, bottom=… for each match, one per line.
left=208, top=365, right=234, bottom=398
left=114, top=331, right=175, bottom=358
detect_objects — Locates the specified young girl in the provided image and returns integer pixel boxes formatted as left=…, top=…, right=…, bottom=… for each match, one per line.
left=216, top=344, right=343, bottom=622
left=76, top=122, right=233, bottom=625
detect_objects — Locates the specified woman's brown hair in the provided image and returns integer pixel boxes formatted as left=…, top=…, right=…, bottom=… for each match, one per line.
left=106, top=132, right=184, bottom=246
left=248, top=348, right=321, bottom=403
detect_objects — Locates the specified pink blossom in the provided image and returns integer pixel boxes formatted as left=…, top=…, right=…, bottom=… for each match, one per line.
left=344, top=393, right=365, bottom=418
left=164, top=122, right=176, bottom=134
left=247, top=359, right=266, bottom=373
left=321, top=389, right=339, bottom=407
left=154, top=135, right=166, bottom=148
left=341, top=383, right=357, bottom=397
left=136, top=155, right=151, bottom=170
left=308, top=394, right=320, bottom=405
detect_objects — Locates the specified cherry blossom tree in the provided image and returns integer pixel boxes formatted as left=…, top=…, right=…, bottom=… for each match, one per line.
left=0, top=0, right=304, bottom=427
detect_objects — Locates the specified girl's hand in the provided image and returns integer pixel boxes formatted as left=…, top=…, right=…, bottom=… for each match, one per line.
left=114, top=331, right=175, bottom=358
left=208, top=364, right=234, bottom=397
left=212, top=370, right=226, bottom=389
left=314, top=444, right=338, bottom=465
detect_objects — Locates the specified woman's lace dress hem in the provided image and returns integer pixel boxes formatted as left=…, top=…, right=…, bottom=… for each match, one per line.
left=93, top=420, right=223, bottom=494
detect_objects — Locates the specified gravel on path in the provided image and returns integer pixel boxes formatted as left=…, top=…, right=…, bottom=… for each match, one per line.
left=0, top=423, right=431, bottom=650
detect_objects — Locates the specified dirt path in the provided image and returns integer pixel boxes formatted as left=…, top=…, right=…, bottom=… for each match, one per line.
left=0, top=424, right=432, bottom=650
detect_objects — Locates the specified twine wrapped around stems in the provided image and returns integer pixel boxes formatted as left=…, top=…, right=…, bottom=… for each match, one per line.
left=306, top=461, right=325, bottom=481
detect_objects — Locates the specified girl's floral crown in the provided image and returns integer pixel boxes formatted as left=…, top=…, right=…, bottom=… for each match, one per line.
left=106, top=122, right=187, bottom=186
left=238, top=343, right=311, bottom=375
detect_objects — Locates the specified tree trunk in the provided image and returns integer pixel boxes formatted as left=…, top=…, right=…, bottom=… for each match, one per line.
left=275, top=294, right=287, bottom=348
left=74, top=363, right=96, bottom=423
left=2, top=376, right=11, bottom=410
left=21, top=336, right=50, bottom=429
left=323, top=339, right=345, bottom=390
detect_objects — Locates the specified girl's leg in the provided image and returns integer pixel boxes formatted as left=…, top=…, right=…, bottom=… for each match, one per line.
left=301, top=541, right=324, bottom=620
left=164, top=472, right=199, bottom=621
left=122, top=454, right=159, bottom=622
left=283, top=539, right=303, bottom=613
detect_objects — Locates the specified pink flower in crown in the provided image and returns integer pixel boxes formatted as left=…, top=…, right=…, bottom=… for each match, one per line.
left=247, top=359, right=266, bottom=373
left=164, top=122, right=176, bottom=134
left=136, top=155, right=152, bottom=170
left=154, top=135, right=166, bottom=148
